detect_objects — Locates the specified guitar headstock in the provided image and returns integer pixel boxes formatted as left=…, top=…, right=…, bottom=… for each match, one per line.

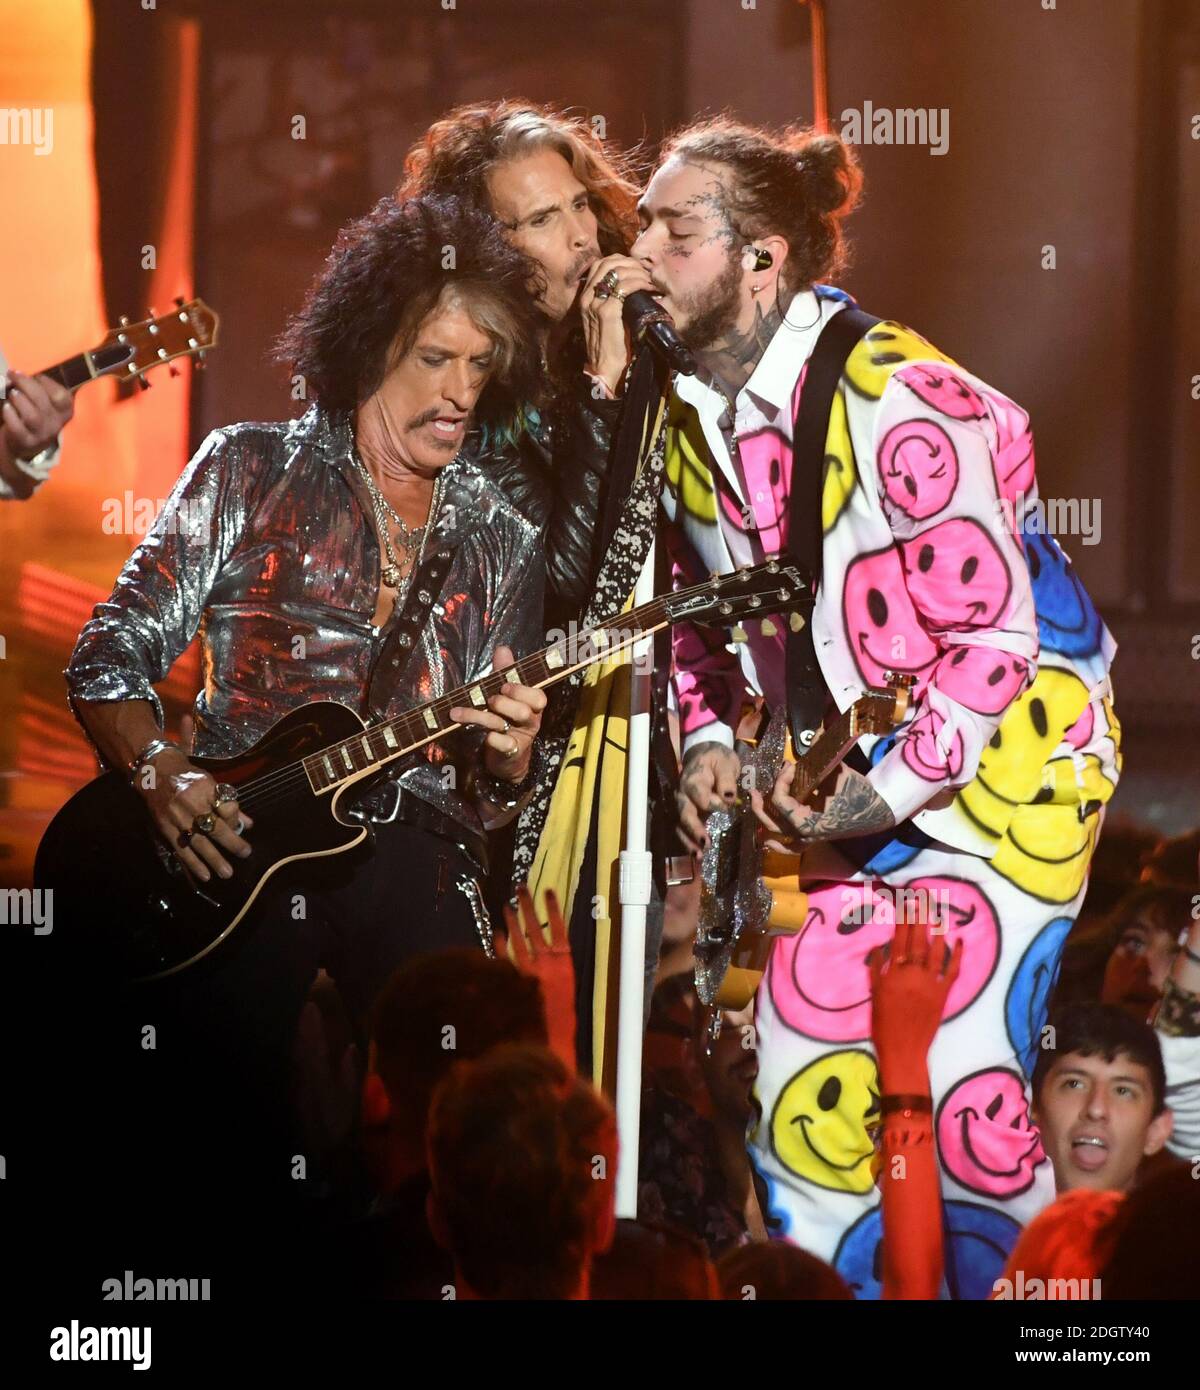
left=665, top=560, right=811, bottom=628
left=96, top=298, right=219, bottom=383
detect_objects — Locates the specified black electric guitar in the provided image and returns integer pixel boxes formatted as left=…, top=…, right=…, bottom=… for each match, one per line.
left=31, top=299, right=218, bottom=394
left=35, top=561, right=807, bottom=983
left=695, top=676, right=914, bottom=1016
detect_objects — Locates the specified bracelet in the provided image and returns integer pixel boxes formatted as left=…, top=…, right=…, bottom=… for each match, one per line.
left=473, top=761, right=536, bottom=811
left=127, top=737, right=178, bottom=785
left=880, top=1093, right=933, bottom=1118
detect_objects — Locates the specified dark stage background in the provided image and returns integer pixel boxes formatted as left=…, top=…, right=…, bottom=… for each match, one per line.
left=1, top=0, right=1197, bottom=884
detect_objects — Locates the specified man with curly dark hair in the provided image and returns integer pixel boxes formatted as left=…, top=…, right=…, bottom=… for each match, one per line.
left=65, top=194, right=551, bottom=1151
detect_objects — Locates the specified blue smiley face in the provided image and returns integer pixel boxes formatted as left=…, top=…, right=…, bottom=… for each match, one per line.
left=942, top=1200, right=1023, bottom=1301
left=833, top=1205, right=885, bottom=1300
left=1005, top=916, right=1073, bottom=1081
left=835, top=1200, right=1023, bottom=1300
left=1023, top=516, right=1103, bottom=660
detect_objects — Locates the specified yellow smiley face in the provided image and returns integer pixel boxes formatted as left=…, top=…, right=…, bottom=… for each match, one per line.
left=770, top=1049, right=880, bottom=1193
left=956, top=667, right=1091, bottom=842
left=991, top=798, right=1101, bottom=905
left=843, top=321, right=948, bottom=402
left=821, top=386, right=857, bottom=534
left=664, top=401, right=719, bottom=525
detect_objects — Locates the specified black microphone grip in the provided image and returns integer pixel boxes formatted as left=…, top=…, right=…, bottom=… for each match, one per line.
left=621, top=290, right=697, bottom=377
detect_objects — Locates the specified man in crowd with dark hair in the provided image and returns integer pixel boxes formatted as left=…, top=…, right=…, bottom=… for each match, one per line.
left=63, top=195, right=550, bottom=1177
left=308, top=946, right=550, bottom=1299
left=1032, top=1002, right=1174, bottom=1195
left=426, top=1043, right=618, bottom=1300
left=596, top=116, right=1123, bottom=1286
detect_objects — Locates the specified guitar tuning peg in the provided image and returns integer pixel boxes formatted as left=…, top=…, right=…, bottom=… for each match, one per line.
left=760, top=618, right=777, bottom=638
left=118, top=316, right=130, bottom=327
left=788, top=611, right=806, bottom=633
left=730, top=625, right=748, bottom=643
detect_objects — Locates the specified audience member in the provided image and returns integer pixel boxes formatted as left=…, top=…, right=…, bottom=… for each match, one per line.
left=992, top=1188, right=1125, bottom=1300
left=1100, top=1163, right=1200, bottom=1299
left=717, top=1240, right=854, bottom=1300
left=1031, top=1003, right=1174, bottom=1194
left=591, top=1220, right=719, bottom=1299
left=426, top=1043, right=617, bottom=1299
left=309, top=947, right=547, bottom=1298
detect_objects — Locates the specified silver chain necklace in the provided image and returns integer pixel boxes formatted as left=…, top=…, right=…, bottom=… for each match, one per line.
left=351, top=448, right=445, bottom=595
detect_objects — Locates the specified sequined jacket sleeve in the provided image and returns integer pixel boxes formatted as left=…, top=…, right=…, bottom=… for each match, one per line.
left=65, top=426, right=266, bottom=738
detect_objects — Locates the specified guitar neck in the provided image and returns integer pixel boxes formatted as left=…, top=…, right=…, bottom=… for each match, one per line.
left=303, top=599, right=674, bottom=795
left=789, top=704, right=864, bottom=802
left=39, top=344, right=135, bottom=394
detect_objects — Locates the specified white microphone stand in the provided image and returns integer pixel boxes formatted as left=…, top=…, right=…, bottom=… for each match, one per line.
left=614, top=540, right=656, bottom=1218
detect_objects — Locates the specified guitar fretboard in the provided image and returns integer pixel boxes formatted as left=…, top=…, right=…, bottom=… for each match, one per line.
left=42, top=344, right=135, bottom=394
left=301, top=601, right=674, bottom=794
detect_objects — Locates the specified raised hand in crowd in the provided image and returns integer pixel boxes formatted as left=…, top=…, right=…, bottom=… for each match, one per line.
left=868, top=911, right=962, bottom=1300
left=498, top=885, right=577, bottom=1072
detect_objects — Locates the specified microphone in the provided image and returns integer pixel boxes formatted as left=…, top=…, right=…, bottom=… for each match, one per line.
left=622, top=291, right=697, bottom=377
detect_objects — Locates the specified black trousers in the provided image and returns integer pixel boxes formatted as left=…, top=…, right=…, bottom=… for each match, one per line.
left=147, top=819, right=485, bottom=1137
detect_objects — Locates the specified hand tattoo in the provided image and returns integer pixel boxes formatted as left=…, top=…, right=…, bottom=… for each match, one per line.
left=778, top=770, right=895, bottom=842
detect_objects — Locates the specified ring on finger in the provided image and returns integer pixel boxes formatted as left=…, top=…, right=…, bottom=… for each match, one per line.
left=177, top=830, right=192, bottom=850
left=504, top=739, right=520, bottom=758
left=193, top=811, right=217, bottom=835
left=598, top=269, right=620, bottom=296
left=214, top=782, right=237, bottom=807
left=500, top=719, right=510, bottom=734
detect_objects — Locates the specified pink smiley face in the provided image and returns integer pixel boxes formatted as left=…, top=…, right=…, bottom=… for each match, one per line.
left=936, top=1067, right=1046, bottom=1198
left=900, top=519, right=1013, bottom=629
left=938, top=646, right=1031, bottom=716
left=899, top=706, right=964, bottom=782
left=982, top=389, right=1036, bottom=506
left=879, top=419, right=960, bottom=521
left=767, top=876, right=999, bottom=1042
left=898, top=363, right=987, bottom=421
left=842, top=546, right=939, bottom=689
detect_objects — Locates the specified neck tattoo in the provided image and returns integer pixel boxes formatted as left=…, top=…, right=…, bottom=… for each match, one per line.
left=701, top=298, right=784, bottom=398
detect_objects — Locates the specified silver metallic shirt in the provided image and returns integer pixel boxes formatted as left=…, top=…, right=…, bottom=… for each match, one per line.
left=66, top=405, right=546, bottom=834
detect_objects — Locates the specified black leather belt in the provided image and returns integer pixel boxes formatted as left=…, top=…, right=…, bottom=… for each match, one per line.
left=348, top=781, right=489, bottom=877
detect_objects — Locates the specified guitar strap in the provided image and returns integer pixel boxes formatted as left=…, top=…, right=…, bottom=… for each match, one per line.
left=364, top=541, right=458, bottom=723
left=785, top=305, right=880, bottom=756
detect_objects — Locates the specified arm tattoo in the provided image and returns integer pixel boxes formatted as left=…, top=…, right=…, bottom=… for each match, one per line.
left=781, top=771, right=896, bottom=842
